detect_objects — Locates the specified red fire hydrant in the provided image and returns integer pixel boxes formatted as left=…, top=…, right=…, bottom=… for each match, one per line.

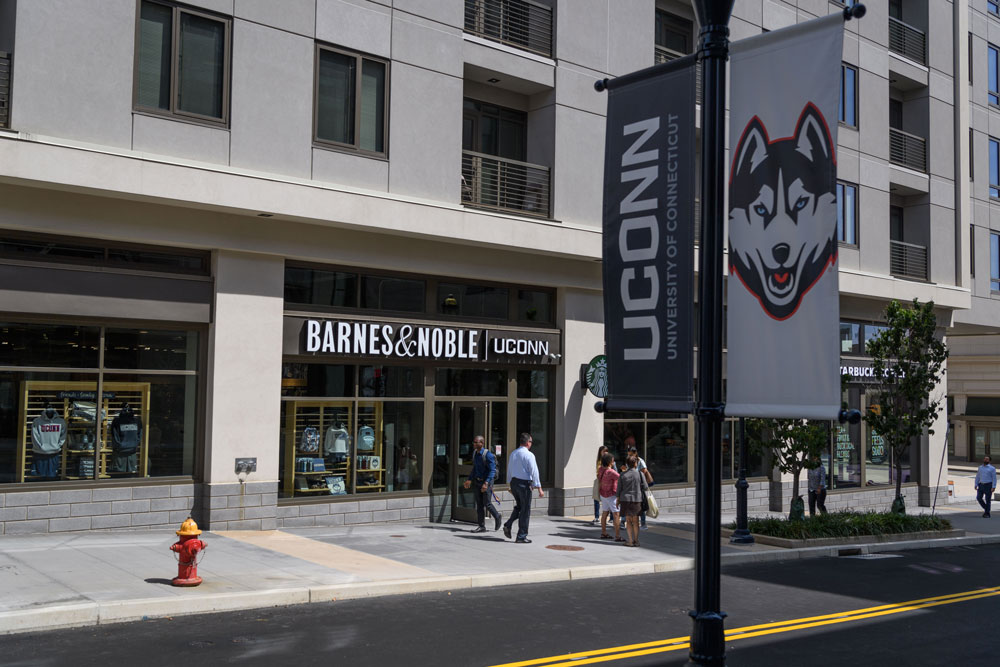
left=170, top=517, right=206, bottom=587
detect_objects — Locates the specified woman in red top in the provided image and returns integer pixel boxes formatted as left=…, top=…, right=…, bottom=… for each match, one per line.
left=598, top=451, right=624, bottom=542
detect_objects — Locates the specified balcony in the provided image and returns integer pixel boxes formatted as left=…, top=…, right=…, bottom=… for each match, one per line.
left=464, top=0, right=553, bottom=58
left=888, top=17, right=926, bottom=65
left=890, top=240, right=928, bottom=281
left=889, top=128, right=927, bottom=173
left=461, top=151, right=551, bottom=218
left=0, top=51, right=9, bottom=129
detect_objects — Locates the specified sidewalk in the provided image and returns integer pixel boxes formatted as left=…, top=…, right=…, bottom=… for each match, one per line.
left=1, top=506, right=998, bottom=636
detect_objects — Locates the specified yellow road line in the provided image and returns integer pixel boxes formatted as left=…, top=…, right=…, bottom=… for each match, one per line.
left=489, top=586, right=1000, bottom=667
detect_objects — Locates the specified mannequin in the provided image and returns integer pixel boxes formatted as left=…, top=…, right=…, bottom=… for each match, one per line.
left=111, top=403, right=143, bottom=474
left=324, top=421, right=350, bottom=463
left=31, top=401, right=66, bottom=479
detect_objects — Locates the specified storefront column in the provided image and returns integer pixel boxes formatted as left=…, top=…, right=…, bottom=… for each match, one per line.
left=202, top=251, right=284, bottom=530
left=919, top=362, right=950, bottom=507
left=553, top=287, right=604, bottom=517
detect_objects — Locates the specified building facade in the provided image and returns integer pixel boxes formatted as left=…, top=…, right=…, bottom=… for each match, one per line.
left=0, top=0, right=968, bottom=534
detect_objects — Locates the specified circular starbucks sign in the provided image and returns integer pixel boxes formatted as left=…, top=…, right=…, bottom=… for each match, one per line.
left=585, top=355, right=608, bottom=398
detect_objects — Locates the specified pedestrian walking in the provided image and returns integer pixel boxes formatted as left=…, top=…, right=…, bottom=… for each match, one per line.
left=621, top=445, right=653, bottom=529
left=975, top=455, right=997, bottom=518
left=617, top=454, right=649, bottom=547
left=598, top=451, right=623, bottom=542
left=592, top=445, right=608, bottom=525
left=807, top=457, right=828, bottom=516
left=504, top=432, right=544, bottom=543
left=464, top=435, right=501, bottom=533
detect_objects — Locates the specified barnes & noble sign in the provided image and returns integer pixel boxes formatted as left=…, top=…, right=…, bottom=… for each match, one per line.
left=283, top=317, right=562, bottom=366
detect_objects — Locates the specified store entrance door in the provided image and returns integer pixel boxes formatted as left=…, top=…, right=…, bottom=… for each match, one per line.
left=452, top=402, right=487, bottom=524
left=971, top=426, right=1000, bottom=461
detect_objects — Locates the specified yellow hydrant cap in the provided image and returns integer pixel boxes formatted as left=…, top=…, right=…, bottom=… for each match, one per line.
left=176, top=517, right=202, bottom=536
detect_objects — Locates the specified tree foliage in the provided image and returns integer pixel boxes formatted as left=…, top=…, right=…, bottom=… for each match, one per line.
left=864, top=299, right=948, bottom=514
left=747, top=418, right=828, bottom=520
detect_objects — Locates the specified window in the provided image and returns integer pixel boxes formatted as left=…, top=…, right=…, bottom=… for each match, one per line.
left=991, top=44, right=1000, bottom=105
left=971, top=128, right=976, bottom=180
left=839, top=64, right=857, bottom=127
left=437, top=283, right=508, bottom=319
left=135, top=0, right=230, bottom=123
left=0, top=231, right=209, bottom=275
left=991, top=138, right=1000, bottom=198
left=889, top=0, right=902, bottom=20
left=836, top=182, right=858, bottom=245
left=991, top=232, right=1000, bottom=291
left=655, top=11, right=693, bottom=61
left=889, top=98, right=903, bottom=130
left=990, top=0, right=999, bottom=16
left=972, top=224, right=976, bottom=277
left=970, top=33, right=974, bottom=84
left=314, top=45, right=387, bottom=155
left=890, top=206, right=904, bottom=242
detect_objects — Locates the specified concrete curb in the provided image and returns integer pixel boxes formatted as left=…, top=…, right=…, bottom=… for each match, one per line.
left=2, top=534, right=999, bottom=635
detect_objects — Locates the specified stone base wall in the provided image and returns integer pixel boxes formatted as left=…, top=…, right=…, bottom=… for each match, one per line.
left=202, top=481, right=278, bottom=531
left=0, top=483, right=197, bottom=535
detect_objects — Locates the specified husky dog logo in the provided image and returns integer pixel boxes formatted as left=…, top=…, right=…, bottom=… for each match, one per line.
left=729, top=103, right=838, bottom=321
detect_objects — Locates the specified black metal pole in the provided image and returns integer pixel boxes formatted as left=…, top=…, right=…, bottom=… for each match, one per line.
left=730, top=417, right=754, bottom=544
left=689, top=1, right=734, bottom=665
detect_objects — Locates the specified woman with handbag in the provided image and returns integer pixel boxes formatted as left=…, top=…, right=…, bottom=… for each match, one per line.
left=616, top=454, right=649, bottom=547
left=622, top=445, right=654, bottom=529
left=592, top=445, right=608, bottom=525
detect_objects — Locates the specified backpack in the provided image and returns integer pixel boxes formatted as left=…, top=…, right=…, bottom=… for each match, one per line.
left=357, top=425, right=376, bottom=451
left=300, top=426, right=321, bottom=453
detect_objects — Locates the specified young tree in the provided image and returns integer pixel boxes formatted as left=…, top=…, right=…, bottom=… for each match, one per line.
left=747, top=418, right=828, bottom=520
left=864, top=299, right=948, bottom=514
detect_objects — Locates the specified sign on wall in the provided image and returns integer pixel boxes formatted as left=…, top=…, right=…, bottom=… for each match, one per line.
left=726, top=14, right=845, bottom=419
left=601, top=56, right=696, bottom=411
left=282, top=317, right=562, bottom=366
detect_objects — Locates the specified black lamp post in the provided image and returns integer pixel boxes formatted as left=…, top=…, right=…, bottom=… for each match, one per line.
left=690, top=1, right=734, bottom=665
left=730, top=417, right=754, bottom=544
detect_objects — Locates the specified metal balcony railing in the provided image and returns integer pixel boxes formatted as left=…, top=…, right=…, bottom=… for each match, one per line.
left=889, top=127, right=927, bottom=172
left=464, top=0, right=553, bottom=58
left=462, top=151, right=551, bottom=218
left=890, top=240, right=928, bottom=281
left=888, top=16, right=926, bottom=65
left=0, top=51, right=10, bottom=129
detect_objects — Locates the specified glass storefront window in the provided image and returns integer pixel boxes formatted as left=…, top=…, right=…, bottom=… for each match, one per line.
left=0, top=323, right=101, bottom=368
left=0, top=323, right=201, bottom=486
left=516, top=290, right=553, bottom=323
left=646, top=420, right=688, bottom=484
left=284, top=266, right=358, bottom=309
left=840, top=322, right=860, bottom=354
left=863, top=325, right=888, bottom=354
left=361, top=275, right=425, bottom=312
left=516, top=370, right=548, bottom=399
left=359, top=365, right=422, bottom=397
left=603, top=421, right=643, bottom=473
left=104, top=329, right=199, bottom=371
left=517, top=401, right=550, bottom=484
left=436, top=369, right=508, bottom=396
left=281, top=363, right=354, bottom=398
left=437, top=283, right=508, bottom=319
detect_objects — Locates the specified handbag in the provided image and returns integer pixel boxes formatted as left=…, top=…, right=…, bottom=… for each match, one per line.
left=592, top=478, right=600, bottom=501
left=644, top=489, right=660, bottom=519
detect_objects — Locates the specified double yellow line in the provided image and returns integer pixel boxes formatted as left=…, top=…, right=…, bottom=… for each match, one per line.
left=489, top=586, right=1000, bottom=667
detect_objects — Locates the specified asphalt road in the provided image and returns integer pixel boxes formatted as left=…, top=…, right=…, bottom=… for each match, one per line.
left=1, top=544, right=996, bottom=666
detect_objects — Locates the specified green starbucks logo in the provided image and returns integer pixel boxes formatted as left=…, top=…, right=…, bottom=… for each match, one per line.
left=585, top=355, right=608, bottom=398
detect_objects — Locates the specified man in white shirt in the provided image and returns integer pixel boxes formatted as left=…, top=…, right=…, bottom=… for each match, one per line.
left=503, top=432, right=544, bottom=543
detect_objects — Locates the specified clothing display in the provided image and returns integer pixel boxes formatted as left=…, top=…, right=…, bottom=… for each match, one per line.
left=324, top=425, right=350, bottom=456
left=31, top=408, right=67, bottom=454
left=32, top=453, right=60, bottom=478
left=110, top=404, right=143, bottom=454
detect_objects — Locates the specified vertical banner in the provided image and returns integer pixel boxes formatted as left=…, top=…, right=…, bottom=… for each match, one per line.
left=727, top=14, right=845, bottom=419
left=602, top=58, right=696, bottom=411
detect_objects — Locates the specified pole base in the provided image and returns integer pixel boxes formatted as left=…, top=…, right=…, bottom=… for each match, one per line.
left=729, top=529, right=754, bottom=544
left=689, top=610, right=727, bottom=665
left=171, top=576, right=203, bottom=587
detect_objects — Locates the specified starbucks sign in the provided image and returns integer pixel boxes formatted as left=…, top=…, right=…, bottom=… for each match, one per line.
left=585, top=355, right=608, bottom=398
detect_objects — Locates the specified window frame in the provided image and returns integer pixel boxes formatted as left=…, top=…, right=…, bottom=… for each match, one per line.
left=991, top=232, right=1000, bottom=292
left=312, top=43, right=390, bottom=158
left=132, top=0, right=232, bottom=127
left=836, top=181, right=859, bottom=246
left=991, top=137, right=1000, bottom=198
left=990, top=43, right=1000, bottom=106
left=839, top=63, right=858, bottom=128
left=990, top=0, right=1000, bottom=17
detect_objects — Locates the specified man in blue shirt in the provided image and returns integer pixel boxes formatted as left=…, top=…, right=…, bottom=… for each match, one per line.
left=463, top=435, right=501, bottom=533
left=975, top=455, right=997, bottom=518
left=503, top=432, right=544, bottom=543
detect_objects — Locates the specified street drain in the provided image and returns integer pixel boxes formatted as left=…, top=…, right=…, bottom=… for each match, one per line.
left=546, top=545, right=584, bottom=551
left=841, top=554, right=903, bottom=560
left=390, top=535, right=406, bottom=538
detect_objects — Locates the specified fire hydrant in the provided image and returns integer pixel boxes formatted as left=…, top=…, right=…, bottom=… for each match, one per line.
left=170, top=517, right=206, bottom=587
